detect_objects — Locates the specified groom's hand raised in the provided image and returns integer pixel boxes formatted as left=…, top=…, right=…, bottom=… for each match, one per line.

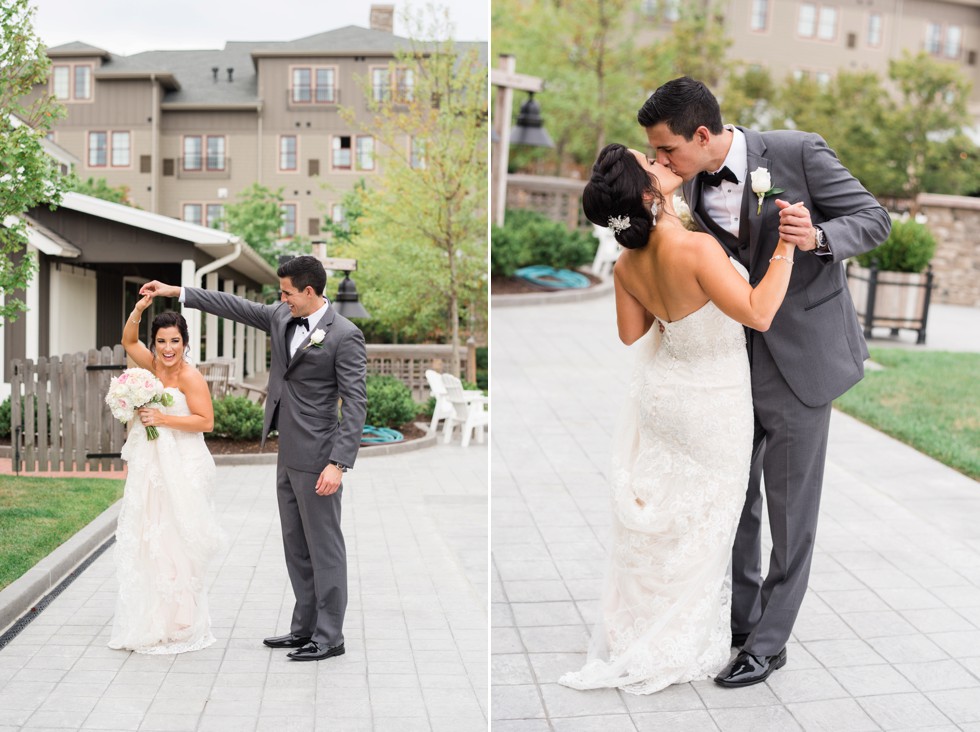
left=315, top=464, right=343, bottom=496
left=139, top=280, right=181, bottom=299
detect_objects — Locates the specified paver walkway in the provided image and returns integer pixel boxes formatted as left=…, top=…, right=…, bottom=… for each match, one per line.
left=0, top=441, right=488, bottom=731
left=491, top=294, right=980, bottom=731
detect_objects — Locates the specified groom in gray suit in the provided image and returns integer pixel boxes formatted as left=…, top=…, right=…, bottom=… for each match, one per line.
left=141, top=255, right=367, bottom=661
left=638, top=77, right=891, bottom=686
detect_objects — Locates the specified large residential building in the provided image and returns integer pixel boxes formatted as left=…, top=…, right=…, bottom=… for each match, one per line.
left=640, top=0, right=980, bottom=118
left=30, top=5, right=486, bottom=237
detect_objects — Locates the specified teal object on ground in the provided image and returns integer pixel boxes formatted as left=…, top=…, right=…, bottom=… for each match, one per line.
left=515, top=265, right=590, bottom=289
left=361, top=426, right=404, bottom=444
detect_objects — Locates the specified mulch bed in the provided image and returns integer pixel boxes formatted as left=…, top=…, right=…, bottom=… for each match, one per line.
left=0, top=422, right=430, bottom=459
left=491, top=271, right=602, bottom=295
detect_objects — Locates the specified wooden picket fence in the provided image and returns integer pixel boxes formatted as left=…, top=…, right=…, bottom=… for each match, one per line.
left=9, top=347, right=127, bottom=473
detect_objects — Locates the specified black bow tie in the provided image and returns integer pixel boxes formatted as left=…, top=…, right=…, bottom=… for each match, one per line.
left=289, top=317, right=309, bottom=330
left=701, top=166, right=739, bottom=187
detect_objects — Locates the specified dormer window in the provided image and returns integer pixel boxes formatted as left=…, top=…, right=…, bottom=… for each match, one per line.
left=52, top=64, right=93, bottom=101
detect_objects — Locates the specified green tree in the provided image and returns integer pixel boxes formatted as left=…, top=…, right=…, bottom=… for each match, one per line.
left=0, top=0, right=69, bottom=323
left=338, top=9, right=487, bottom=370
left=661, top=1, right=731, bottom=88
left=70, top=176, right=132, bottom=205
left=220, top=183, right=290, bottom=266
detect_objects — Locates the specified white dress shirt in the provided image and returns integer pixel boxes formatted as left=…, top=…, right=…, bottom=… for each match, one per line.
left=288, top=300, right=329, bottom=357
left=701, top=125, right=747, bottom=237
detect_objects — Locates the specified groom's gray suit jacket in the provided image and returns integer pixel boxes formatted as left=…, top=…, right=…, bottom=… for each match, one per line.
left=682, top=127, right=891, bottom=407
left=183, top=287, right=368, bottom=471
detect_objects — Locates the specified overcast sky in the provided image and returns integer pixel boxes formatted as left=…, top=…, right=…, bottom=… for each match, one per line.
left=32, top=0, right=488, bottom=56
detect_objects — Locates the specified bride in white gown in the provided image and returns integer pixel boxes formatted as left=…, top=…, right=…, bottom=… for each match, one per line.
left=560, top=144, right=797, bottom=694
left=109, top=300, right=222, bottom=654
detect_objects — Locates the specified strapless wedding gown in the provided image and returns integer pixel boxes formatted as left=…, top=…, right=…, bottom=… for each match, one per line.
left=560, top=276, right=753, bottom=695
left=108, top=388, right=223, bottom=654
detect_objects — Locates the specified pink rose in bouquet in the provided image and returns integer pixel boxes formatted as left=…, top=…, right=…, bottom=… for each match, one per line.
left=104, top=368, right=174, bottom=439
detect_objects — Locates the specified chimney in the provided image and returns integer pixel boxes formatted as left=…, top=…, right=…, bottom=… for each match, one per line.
left=227, top=67, right=234, bottom=82
left=370, top=4, right=394, bottom=33
left=212, top=66, right=219, bottom=82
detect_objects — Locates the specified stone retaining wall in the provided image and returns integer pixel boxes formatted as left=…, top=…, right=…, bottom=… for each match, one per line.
left=917, top=193, right=980, bottom=307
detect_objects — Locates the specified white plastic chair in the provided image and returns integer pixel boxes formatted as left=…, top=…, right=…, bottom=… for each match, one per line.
left=425, top=369, right=455, bottom=435
left=441, top=373, right=488, bottom=448
left=591, top=224, right=622, bottom=276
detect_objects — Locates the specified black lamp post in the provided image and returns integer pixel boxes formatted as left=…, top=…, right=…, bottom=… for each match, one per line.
left=333, top=270, right=370, bottom=319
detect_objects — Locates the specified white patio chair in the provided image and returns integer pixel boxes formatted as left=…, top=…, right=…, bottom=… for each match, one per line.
left=425, top=369, right=455, bottom=435
left=591, top=224, right=622, bottom=277
left=441, top=373, right=489, bottom=448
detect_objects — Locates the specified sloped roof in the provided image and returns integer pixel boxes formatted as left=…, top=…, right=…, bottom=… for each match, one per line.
left=46, top=27, right=487, bottom=107
left=46, top=41, right=110, bottom=58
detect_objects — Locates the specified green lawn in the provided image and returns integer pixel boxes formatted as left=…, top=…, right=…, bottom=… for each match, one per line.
left=0, top=475, right=124, bottom=592
left=834, top=349, right=980, bottom=480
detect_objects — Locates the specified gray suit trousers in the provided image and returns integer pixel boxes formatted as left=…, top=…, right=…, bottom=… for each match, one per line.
left=277, top=463, right=347, bottom=647
left=732, top=332, right=832, bottom=656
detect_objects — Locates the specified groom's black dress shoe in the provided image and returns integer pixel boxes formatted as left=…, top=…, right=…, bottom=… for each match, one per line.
left=263, top=633, right=311, bottom=649
left=731, top=632, right=750, bottom=647
left=714, top=648, right=787, bottom=687
left=287, top=641, right=345, bottom=661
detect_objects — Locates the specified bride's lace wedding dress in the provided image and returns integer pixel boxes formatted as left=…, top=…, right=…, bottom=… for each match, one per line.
left=561, top=271, right=753, bottom=695
left=109, top=388, right=223, bottom=654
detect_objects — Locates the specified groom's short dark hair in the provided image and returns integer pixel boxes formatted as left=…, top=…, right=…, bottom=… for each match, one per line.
left=637, top=77, right=724, bottom=139
left=278, top=255, right=327, bottom=295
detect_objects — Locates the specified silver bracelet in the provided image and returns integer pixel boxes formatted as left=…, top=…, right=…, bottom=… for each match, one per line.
left=769, top=255, right=794, bottom=265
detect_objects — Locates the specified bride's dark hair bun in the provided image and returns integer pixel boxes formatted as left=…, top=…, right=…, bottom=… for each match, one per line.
left=582, top=143, right=665, bottom=250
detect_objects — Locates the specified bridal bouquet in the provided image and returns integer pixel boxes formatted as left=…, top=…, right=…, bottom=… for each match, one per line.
left=105, top=368, right=173, bottom=440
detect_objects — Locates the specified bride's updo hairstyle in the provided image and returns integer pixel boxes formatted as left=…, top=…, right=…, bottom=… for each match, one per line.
left=150, top=311, right=191, bottom=357
left=582, top=143, right=665, bottom=250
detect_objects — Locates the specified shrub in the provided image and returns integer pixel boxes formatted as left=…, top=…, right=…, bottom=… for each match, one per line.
left=491, top=209, right=595, bottom=276
left=366, top=375, right=418, bottom=428
left=0, top=398, right=9, bottom=439
left=854, top=219, right=936, bottom=273
left=212, top=395, right=265, bottom=440
left=476, top=346, right=488, bottom=392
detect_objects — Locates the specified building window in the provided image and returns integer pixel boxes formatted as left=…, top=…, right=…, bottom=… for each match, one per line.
left=815, top=71, right=831, bottom=86
left=75, top=65, right=92, bottom=99
left=798, top=4, right=817, bottom=37
left=356, top=136, right=374, bottom=171
left=206, top=136, right=225, bottom=171
left=395, top=68, right=414, bottom=102
left=279, top=135, right=297, bottom=171
left=750, top=0, right=768, bottom=31
left=183, top=203, right=203, bottom=225
left=206, top=204, right=224, bottom=229
left=292, top=68, right=311, bottom=103
left=280, top=204, right=297, bottom=236
left=945, top=25, right=962, bottom=58
left=53, top=64, right=92, bottom=101
left=926, top=23, right=943, bottom=55
left=331, top=204, right=344, bottom=223
left=88, top=131, right=107, bottom=167
left=183, top=136, right=202, bottom=171
left=110, top=131, right=130, bottom=167
left=316, top=68, right=336, bottom=103
left=332, top=136, right=352, bottom=170
left=372, top=66, right=415, bottom=103
left=868, top=13, right=882, bottom=47
left=817, top=6, right=837, bottom=40
left=411, top=137, right=426, bottom=169
left=291, top=66, right=337, bottom=103
left=53, top=66, right=70, bottom=99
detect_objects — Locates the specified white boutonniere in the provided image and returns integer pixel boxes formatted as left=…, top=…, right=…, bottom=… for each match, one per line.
left=303, top=328, right=326, bottom=350
left=750, top=167, right=785, bottom=215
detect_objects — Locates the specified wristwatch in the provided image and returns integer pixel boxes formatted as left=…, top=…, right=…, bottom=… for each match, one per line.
left=328, top=460, right=349, bottom=472
left=814, top=226, right=829, bottom=253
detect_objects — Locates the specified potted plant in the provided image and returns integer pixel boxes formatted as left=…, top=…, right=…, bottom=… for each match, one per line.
left=847, top=218, right=936, bottom=344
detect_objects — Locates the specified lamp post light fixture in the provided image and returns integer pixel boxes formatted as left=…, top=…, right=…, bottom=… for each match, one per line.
left=320, top=255, right=370, bottom=320
left=490, top=55, right=551, bottom=227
